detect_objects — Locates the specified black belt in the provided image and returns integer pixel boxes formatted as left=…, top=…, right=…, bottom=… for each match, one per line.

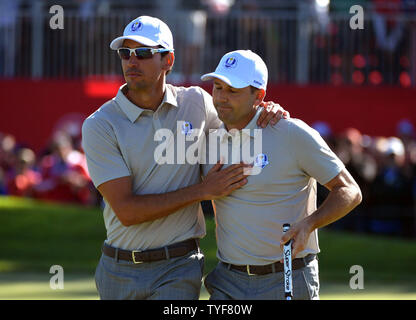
left=102, top=239, right=199, bottom=264
left=224, top=254, right=316, bottom=276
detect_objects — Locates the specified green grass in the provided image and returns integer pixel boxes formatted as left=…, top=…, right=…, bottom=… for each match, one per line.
left=1, top=273, right=416, bottom=300
left=318, top=230, right=416, bottom=284
left=0, top=273, right=99, bottom=300
left=0, top=196, right=105, bottom=273
left=0, top=195, right=415, bottom=299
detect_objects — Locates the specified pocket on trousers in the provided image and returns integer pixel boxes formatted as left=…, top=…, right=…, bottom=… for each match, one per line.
left=189, top=249, right=205, bottom=280
left=203, top=269, right=215, bottom=295
left=199, top=252, right=205, bottom=278
left=94, top=255, right=105, bottom=294
left=301, top=259, right=320, bottom=300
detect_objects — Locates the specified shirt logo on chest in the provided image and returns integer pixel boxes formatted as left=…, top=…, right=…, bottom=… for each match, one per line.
left=254, top=153, right=269, bottom=169
left=181, top=121, right=193, bottom=136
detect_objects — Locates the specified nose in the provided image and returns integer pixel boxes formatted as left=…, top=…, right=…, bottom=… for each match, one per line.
left=127, top=53, right=141, bottom=66
left=217, top=90, right=228, bottom=103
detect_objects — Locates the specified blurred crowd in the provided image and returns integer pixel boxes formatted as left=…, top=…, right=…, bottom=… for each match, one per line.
left=313, top=118, right=416, bottom=237
left=0, top=125, right=99, bottom=206
left=1, top=117, right=415, bottom=237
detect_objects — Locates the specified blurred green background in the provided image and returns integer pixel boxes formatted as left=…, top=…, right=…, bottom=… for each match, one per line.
left=1, top=196, right=415, bottom=300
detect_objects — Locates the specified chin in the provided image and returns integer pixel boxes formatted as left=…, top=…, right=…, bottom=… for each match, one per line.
left=126, top=80, right=147, bottom=91
left=217, top=114, right=229, bottom=124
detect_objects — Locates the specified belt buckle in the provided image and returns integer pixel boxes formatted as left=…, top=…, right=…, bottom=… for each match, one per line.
left=246, top=265, right=255, bottom=276
left=132, top=250, right=143, bottom=264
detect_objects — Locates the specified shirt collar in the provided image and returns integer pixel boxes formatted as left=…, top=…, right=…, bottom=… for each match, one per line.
left=115, top=84, right=178, bottom=123
left=219, top=107, right=263, bottom=142
left=242, top=107, right=263, bottom=137
left=164, top=84, right=178, bottom=108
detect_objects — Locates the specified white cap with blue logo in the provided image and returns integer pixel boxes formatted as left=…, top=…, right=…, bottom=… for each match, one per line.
left=201, top=50, right=268, bottom=90
left=110, top=16, right=174, bottom=51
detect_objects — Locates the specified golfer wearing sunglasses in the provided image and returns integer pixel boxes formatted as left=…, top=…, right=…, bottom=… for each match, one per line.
left=82, top=16, right=288, bottom=300
left=117, top=47, right=172, bottom=59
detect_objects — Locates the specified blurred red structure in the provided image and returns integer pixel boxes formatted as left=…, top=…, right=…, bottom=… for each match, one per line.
left=0, top=79, right=415, bottom=152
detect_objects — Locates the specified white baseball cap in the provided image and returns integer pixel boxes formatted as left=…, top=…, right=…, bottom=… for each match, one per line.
left=201, top=50, right=268, bottom=90
left=110, top=16, right=174, bottom=51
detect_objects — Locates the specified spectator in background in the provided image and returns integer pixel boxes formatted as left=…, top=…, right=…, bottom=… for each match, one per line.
left=395, top=118, right=416, bottom=236
left=35, top=131, right=92, bottom=205
left=397, top=118, right=416, bottom=153
left=396, top=118, right=416, bottom=177
left=368, top=136, right=414, bottom=236
left=175, top=0, right=207, bottom=83
left=336, top=128, right=378, bottom=186
left=6, top=148, right=41, bottom=197
left=333, top=128, right=377, bottom=232
left=372, top=0, right=405, bottom=84
left=52, top=112, right=86, bottom=154
left=0, top=133, right=17, bottom=174
left=373, top=0, right=404, bottom=52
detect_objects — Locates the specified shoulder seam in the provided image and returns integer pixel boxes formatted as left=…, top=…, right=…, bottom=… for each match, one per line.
left=286, top=120, right=299, bottom=169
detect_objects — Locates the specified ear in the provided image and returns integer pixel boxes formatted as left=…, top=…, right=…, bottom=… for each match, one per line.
left=163, top=52, right=175, bottom=72
left=254, top=89, right=266, bottom=106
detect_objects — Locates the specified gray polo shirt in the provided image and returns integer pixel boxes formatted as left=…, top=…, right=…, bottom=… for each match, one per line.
left=202, top=108, right=345, bottom=265
left=82, top=84, right=221, bottom=250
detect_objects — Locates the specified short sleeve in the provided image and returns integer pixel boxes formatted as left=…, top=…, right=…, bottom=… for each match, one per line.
left=81, top=117, right=131, bottom=188
left=289, top=119, right=345, bottom=185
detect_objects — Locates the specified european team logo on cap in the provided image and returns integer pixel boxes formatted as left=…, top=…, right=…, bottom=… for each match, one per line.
left=181, top=121, right=193, bottom=136
left=131, top=21, right=143, bottom=32
left=254, top=153, right=269, bottom=169
left=225, top=57, right=237, bottom=68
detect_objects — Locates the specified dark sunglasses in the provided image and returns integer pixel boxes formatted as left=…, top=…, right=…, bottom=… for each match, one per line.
left=117, top=47, right=172, bottom=60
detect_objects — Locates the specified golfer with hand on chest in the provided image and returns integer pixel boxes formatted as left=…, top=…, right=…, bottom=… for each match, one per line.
left=201, top=50, right=362, bottom=300
left=82, top=16, right=287, bottom=300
